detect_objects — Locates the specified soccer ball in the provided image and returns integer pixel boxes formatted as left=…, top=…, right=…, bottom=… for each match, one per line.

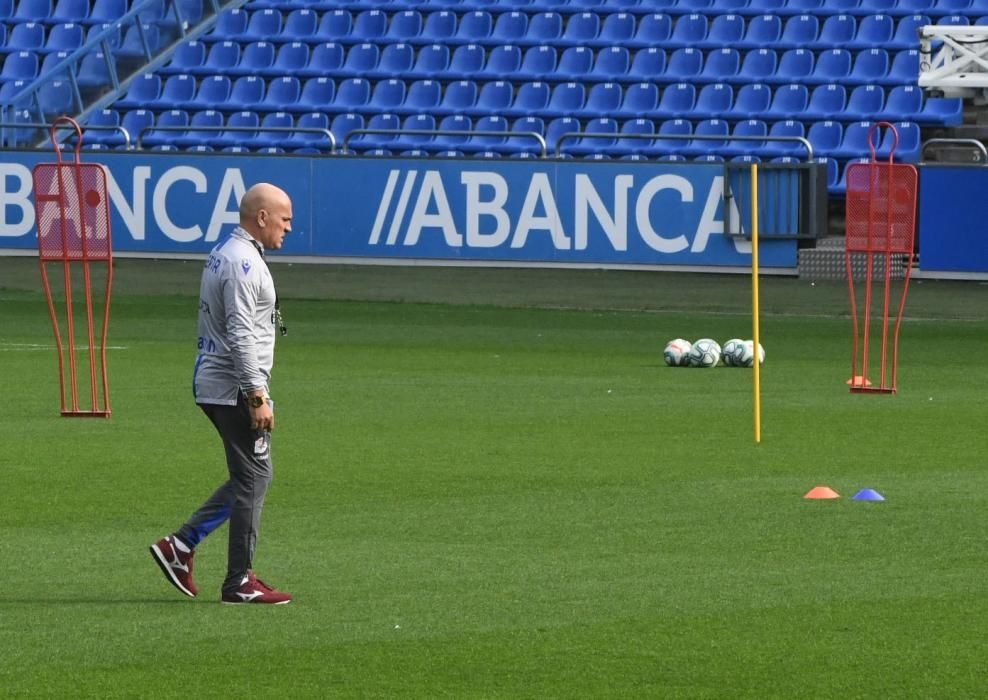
left=688, top=338, right=721, bottom=368
left=721, top=339, right=744, bottom=367
left=734, top=340, right=765, bottom=367
left=663, top=338, right=692, bottom=367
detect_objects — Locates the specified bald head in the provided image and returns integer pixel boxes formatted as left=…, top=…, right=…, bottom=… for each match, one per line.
left=239, top=183, right=293, bottom=250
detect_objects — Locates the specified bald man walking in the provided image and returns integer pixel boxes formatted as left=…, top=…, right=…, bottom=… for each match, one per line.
left=150, top=183, right=293, bottom=605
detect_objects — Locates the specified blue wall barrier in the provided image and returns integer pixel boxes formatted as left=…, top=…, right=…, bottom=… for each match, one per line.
left=0, top=152, right=798, bottom=267
left=918, top=165, right=988, bottom=275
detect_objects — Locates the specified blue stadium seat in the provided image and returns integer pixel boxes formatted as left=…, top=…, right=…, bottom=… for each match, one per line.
left=884, top=48, right=919, bottom=85
left=627, top=48, right=666, bottom=82
left=500, top=115, right=544, bottom=155
left=869, top=120, right=919, bottom=160
left=779, top=14, right=819, bottom=49
left=544, top=81, right=586, bottom=117
left=466, top=114, right=509, bottom=152
left=545, top=116, right=581, bottom=152
left=492, top=11, right=528, bottom=43
left=3, top=22, right=44, bottom=52
left=418, top=11, right=456, bottom=44
left=617, top=82, right=659, bottom=117
left=51, top=0, right=88, bottom=23
left=243, top=9, right=283, bottom=41
left=447, top=44, right=485, bottom=78
left=350, top=10, right=387, bottom=43
left=848, top=48, right=890, bottom=85
left=613, top=118, right=655, bottom=157
left=857, top=0, right=897, bottom=13
left=806, top=120, right=843, bottom=158
left=629, top=13, right=672, bottom=47
left=693, top=82, right=733, bottom=118
left=700, top=48, right=741, bottom=82
left=290, top=77, right=336, bottom=113
left=199, top=41, right=240, bottom=76
left=738, top=14, right=782, bottom=48
left=662, top=47, right=703, bottom=82
left=38, top=78, right=74, bottom=119
left=454, top=11, right=493, bottom=43
left=897, top=0, right=935, bottom=11
left=260, top=76, right=300, bottom=112
left=82, top=108, right=120, bottom=145
left=598, top=12, right=636, bottom=46
left=234, top=41, right=276, bottom=76
left=723, top=119, right=768, bottom=157
left=568, top=117, right=618, bottom=156
left=280, top=8, right=317, bottom=42
left=114, top=22, right=159, bottom=59
left=505, top=80, right=551, bottom=116
left=207, top=8, right=248, bottom=41
left=395, top=113, right=437, bottom=151
left=371, top=43, right=414, bottom=78
left=141, top=108, right=189, bottom=147
left=316, top=10, right=352, bottom=43
left=118, top=109, right=155, bottom=148
left=888, top=14, right=929, bottom=49
left=519, top=45, right=557, bottom=80
left=263, top=41, right=310, bottom=77
left=832, top=121, right=876, bottom=160
left=160, top=40, right=206, bottom=75
left=878, top=84, right=923, bottom=121
left=685, top=118, right=729, bottom=157
left=253, top=111, right=294, bottom=150
left=214, top=111, right=260, bottom=147
left=471, top=80, right=513, bottom=115
left=116, top=73, right=159, bottom=109
left=918, top=95, right=962, bottom=125
left=561, top=12, right=601, bottom=45
left=772, top=48, right=813, bottom=84
left=43, top=22, right=83, bottom=53
left=147, top=74, right=196, bottom=110
left=726, top=82, right=771, bottom=119
left=526, top=12, right=564, bottom=44
left=590, top=46, right=630, bottom=81
left=746, top=0, right=786, bottom=13
left=299, top=42, right=343, bottom=77
left=363, top=78, right=405, bottom=114
left=557, top=46, right=594, bottom=81
left=814, top=14, right=857, bottom=49
left=38, top=49, right=70, bottom=79
left=186, top=75, right=231, bottom=111
left=667, top=13, right=708, bottom=48
left=734, top=48, right=777, bottom=84
left=843, top=84, right=885, bottom=121
left=765, top=119, right=809, bottom=158
left=767, top=84, right=808, bottom=119
left=352, top=112, right=400, bottom=151
left=292, top=112, right=333, bottom=152
left=339, top=43, right=380, bottom=78
left=226, top=76, right=266, bottom=111
left=76, top=50, right=114, bottom=91
left=433, top=114, right=472, bottom=150
left=698, top=13, right=744, bottom=48
left=386, top=10, right=423, bottom=41
left=407, top=43, right=448, bottom=78
left=807, top=48, right=851, bottom=84
left=0, top=51, right=40, bottom=84
left=930, top=0, right=972, bottom=15
left=654, top=82, right=696, bottom=118
left=481, top=45, right=522, bottom=80
left=175, top=109, right=223, bottom=148
left=653, top=118, right=692, bottom=155
left=436, top=80, right=478, bottom=114
left=849, top=14, right=894, bottom=48
left=803, top=83, right=847, bottom=119
left=13, top=0, right=52, bottom=23
left=401, top=79, right=441, bottom=113
left=583, top=81, right=623, bottom=117
left=328, top=112, right=363, bottom=149
left=85, top=0, right=125, bottom=26
left=936, top=13, right=969, bottom=25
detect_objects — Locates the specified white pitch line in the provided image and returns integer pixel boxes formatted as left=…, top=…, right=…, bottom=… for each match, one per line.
left=0, top=342, right=128, bottom=351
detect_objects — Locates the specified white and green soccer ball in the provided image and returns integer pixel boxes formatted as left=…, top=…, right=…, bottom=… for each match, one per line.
left=721, top=339, right=744, bottom=367
left=688, top=338, right=721, bottom=368
left=663, top=338, right=692, bottom=367
left=734, top=340, right=765, bottom=367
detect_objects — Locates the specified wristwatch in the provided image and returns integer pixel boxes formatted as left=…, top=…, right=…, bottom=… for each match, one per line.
left=246, top=395, right=266, bottom=408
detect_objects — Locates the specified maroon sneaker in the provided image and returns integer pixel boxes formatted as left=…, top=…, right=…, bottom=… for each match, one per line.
left=221, top=572, right=293, bottom=605
left=150, top=536, right=198, bottom=598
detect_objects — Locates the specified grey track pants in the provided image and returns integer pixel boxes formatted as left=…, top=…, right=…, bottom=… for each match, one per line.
left=177, top=398, right=273, bottom=594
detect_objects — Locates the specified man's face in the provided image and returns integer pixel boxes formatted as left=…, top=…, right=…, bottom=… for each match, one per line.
left=254, top=195, right=293, bottom=250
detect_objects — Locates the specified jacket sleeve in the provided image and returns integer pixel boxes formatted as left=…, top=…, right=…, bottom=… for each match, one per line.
left=220, top=257, right=267, bottom=394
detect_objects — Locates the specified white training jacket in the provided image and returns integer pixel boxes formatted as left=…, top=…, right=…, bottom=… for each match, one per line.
left=192, top=227, right=276, bottom=406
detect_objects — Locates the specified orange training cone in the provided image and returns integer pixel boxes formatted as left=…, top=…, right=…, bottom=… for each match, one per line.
left=804, top=486, right=841, bottom=499
left=846, top=375, right=872, bottom=387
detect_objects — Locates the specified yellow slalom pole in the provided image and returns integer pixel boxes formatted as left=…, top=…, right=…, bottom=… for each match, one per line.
left=751, top=163, right=762, bottom=444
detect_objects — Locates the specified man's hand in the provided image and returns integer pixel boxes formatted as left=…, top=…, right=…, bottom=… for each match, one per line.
left=247, top=393, right=275, bottom=431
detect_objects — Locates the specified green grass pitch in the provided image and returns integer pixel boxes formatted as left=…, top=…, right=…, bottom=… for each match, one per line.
left=1, top=258, right=986, bottom=697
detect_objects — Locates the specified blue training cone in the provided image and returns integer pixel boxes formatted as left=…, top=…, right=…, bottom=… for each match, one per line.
left=852, top=488, right=885, bottom=502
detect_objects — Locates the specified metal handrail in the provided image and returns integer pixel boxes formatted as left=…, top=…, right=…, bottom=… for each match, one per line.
left=921, top=137, right=988, bottom=163
left=0, top=121, right=131, bottom=149
left=554, top=131, right=815, bottom=161
left=137, top=124, right=337, bottom=151
left=343, top=128, right=548, bottom=157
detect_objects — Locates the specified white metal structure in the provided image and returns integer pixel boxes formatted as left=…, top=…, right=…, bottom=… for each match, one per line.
left=919, top=25, right=988, bottom=100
